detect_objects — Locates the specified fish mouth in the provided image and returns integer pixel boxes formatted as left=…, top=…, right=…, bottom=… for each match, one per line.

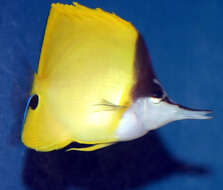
left=163, top=97, right=213, bottom=120
left=177, top=105, right=213, bottom=120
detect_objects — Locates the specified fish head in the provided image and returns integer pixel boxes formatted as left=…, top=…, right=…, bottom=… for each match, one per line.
left=137, top=95, right=212, bottom=131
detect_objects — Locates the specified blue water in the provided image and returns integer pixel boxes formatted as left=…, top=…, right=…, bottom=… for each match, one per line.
left=0, top=0, right=222, bottom=189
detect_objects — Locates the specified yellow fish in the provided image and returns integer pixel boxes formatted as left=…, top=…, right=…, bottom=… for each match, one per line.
left=22, top=2, right=211, bottom=152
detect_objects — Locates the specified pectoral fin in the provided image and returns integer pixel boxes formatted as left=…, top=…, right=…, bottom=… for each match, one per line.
left=94, top=99, right=127, bottom=112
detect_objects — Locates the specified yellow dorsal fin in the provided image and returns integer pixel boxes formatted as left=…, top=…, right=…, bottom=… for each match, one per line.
left=37, top=2, right=137, bottom=76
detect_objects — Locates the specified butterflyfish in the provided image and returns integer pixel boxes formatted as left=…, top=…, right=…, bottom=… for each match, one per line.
left=22, top=2, right=212, bottom=152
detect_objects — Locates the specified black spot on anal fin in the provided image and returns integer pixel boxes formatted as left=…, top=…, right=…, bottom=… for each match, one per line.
left=29, top=95, right=39, bottom=110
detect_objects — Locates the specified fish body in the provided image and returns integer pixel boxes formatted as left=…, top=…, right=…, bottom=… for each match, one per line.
left=22, top=3, right=211, bottom=152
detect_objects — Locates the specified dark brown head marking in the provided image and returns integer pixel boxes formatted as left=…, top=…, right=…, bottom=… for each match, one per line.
left=131, top=34, right=165, bottom=100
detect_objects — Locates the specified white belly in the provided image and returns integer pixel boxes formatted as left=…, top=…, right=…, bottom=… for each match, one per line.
left=115, top=104, right=148, bottom=141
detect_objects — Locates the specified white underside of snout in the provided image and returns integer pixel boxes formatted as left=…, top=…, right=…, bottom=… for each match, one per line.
left=115, top=101, right=148, bottom=141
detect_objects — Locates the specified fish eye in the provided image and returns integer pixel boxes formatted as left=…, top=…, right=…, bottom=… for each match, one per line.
left=152, top=88, right=164, bottom=99
left=152, top=79, right=164, bottom=99
left=29, top=95, right=39, bottom=110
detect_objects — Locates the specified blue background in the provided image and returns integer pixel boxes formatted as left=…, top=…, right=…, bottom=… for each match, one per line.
left=0, top=0, right=222, bottom=189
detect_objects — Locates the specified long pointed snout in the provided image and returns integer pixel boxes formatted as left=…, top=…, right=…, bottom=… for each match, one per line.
left=139, top=97, right=213, bottom=132
left=176, top=105, right=212, bottom=120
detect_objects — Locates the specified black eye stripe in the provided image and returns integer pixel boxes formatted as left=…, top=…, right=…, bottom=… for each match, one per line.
left=29, top=95, right=39, bottom=110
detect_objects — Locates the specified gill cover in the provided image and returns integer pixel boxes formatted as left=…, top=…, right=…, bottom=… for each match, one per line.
left=22, top=3, right=139, bottom=151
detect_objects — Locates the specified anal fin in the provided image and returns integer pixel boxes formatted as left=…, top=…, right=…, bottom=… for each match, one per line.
left=66, top=143, right=114, bottom=151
